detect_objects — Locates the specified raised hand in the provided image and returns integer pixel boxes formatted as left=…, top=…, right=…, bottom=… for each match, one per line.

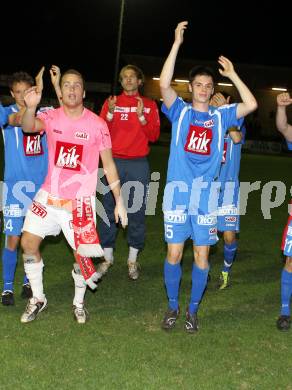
left=136, top=96, right=144, bottom=117
left=35, top=66, right=45, bottom=93
left=218, top=56, right=235, bottom=79
left=277, top=92, right=292, bottom=107
left=108, top=96, right=117, bottom=114
left=49, top=65, right=62, bottom=105
left=174, top=21, right=188, bottom=46
left=24, top=87, right=42, bottom=108
left=210, top=92, right=230, bottom=107
left=50, top=65, right=61, bottom=87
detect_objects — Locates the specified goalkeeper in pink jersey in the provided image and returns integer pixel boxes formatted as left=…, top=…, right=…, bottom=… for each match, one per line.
left=20, top=69, right=127, bottom=324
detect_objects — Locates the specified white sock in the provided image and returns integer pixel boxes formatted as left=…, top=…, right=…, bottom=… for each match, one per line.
left=23, top=259, right=45, bottom=301
left=72, top=269, right=86, bottom=308
left=128, top=247, right=139, bottom=263
left=103, top=247, right=114, bottom=263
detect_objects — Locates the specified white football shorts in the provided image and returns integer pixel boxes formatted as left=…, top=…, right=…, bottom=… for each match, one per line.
left=22, top=189, right=96, bottom=250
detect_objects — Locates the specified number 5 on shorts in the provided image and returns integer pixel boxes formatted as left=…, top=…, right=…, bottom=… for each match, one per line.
left=165, top=224, right=173, bottom=239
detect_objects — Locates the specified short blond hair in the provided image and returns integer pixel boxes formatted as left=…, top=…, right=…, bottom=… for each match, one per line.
left=61, top=69, right=85, bottom=87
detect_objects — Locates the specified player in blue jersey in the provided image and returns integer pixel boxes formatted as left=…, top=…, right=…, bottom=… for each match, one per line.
left=210, top=92, right=245, bottom=289
left=1, top=68, right=48, bottom=306
left=275, top=92, right=292, bottom=331
left=159, top=21, right=257, bottom=333
left=0, top=103, right=8, bottom=125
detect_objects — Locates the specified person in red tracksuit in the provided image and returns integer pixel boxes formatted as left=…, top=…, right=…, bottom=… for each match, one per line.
left=98, top=64, right=160, bottom=280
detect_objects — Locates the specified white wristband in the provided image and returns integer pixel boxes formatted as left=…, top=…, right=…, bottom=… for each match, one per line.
left=138, top=115, right=146, bottom=123
left=106, top=112, right=113, bottom=121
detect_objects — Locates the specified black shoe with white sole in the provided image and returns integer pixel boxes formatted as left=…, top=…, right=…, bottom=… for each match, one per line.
left=161, top=307, right=180, bottom=330
left=1, top=291, right=14, bottom=306
left=185, top=309, right=199, bottom=333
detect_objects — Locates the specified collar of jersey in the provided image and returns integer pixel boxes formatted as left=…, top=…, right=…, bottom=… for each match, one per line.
left=122, top=91, right=140, bottom=98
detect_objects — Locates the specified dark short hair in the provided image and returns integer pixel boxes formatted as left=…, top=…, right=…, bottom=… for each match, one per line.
left=188, top=66, right=216, bottom=84
left=61, top=69, right=85, bottom=86
left=119, top=64, right=145, bottom=84
left=8, top=71, right=34, bottom=90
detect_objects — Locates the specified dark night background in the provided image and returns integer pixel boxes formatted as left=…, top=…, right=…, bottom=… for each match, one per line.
left=0, top=0, right=290, bottom=83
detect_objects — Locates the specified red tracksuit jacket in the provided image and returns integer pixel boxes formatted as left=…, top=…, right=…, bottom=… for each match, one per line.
left=100, top=91, right=160, bottom=158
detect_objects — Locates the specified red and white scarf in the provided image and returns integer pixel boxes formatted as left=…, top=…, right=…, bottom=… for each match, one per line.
left=72, top=197, right=104, bottom=258
left=47, top=194, right=103, bottom=283
left=72, top=197, right=103, bottom=284
left=74, top=254, right=97, bottom=281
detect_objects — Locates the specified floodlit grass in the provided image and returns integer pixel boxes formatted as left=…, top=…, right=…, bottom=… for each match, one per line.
left=1, top=146, right=292, bottom=390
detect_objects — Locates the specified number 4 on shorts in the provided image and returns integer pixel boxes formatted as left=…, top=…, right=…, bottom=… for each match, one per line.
left=5, top=219, right=13, bottom=232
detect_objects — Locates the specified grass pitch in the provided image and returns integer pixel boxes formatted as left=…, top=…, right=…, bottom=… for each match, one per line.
left=1, top=146, right=292, bottom=390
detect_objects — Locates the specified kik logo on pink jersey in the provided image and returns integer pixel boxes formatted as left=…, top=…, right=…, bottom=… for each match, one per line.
left=54, top=141, right=83, bottom=171
left=184, top=125, right=212, bottom=155
left=23, top=134, right=43, bottom=156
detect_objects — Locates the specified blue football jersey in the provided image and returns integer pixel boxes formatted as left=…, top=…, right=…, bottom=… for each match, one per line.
left=0, top=103, right=8, bottom=126
left=287, top=141, right=292, bottom=151
left=2, top=104, right=48, bottom=184
left=162, top=97, right=241, bottom=209
left=219, top=123, right=246, bottom=184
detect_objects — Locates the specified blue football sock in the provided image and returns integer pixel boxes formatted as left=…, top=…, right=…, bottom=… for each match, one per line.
left=280, top=269, right=292, bottom=316
left=164, top=260, right=182, bottom=311
left=2, top=248, right=18, bottom=292
left=189, top=264, right=209, bottom=315
left=222, top=241, right=238, bottom=273
left=23, top=274, right=29, bottom=285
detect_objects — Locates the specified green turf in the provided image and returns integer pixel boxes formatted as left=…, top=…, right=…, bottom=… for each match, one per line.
left=1, top=146, right=292, bottom=390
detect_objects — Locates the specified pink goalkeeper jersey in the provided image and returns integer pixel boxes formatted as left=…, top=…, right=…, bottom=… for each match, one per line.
left=37, top=106, right=111, bottom=199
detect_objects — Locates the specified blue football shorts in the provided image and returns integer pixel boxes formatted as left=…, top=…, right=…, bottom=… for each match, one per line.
left=2, top=181, right=38, bottom=236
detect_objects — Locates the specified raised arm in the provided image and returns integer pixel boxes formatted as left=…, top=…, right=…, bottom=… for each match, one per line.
left=22, top=87, right=45, bottom=133
left=35, top=66, right=45, bottom=93
left=228, top=127, right=242, bottom=144
left=100, top=148, right=128, bottom=228
left=210, top=91, right=230, bottom=107
left=135, top=97, right=160, bottom=142
left=210, top=92, right=242, bottom=143
left=8, top=106, right=26, bottom=127
left=217, top=56, right=257, bottom=119
left=100, top=95, right=117, bottom=127
left=159, top=21, right=188, bottom=109
left=8, top=66, right=45, bottom=127
left=276, top=92, right=292, bottom=142
left=50, top=65, right=62, bottom=106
